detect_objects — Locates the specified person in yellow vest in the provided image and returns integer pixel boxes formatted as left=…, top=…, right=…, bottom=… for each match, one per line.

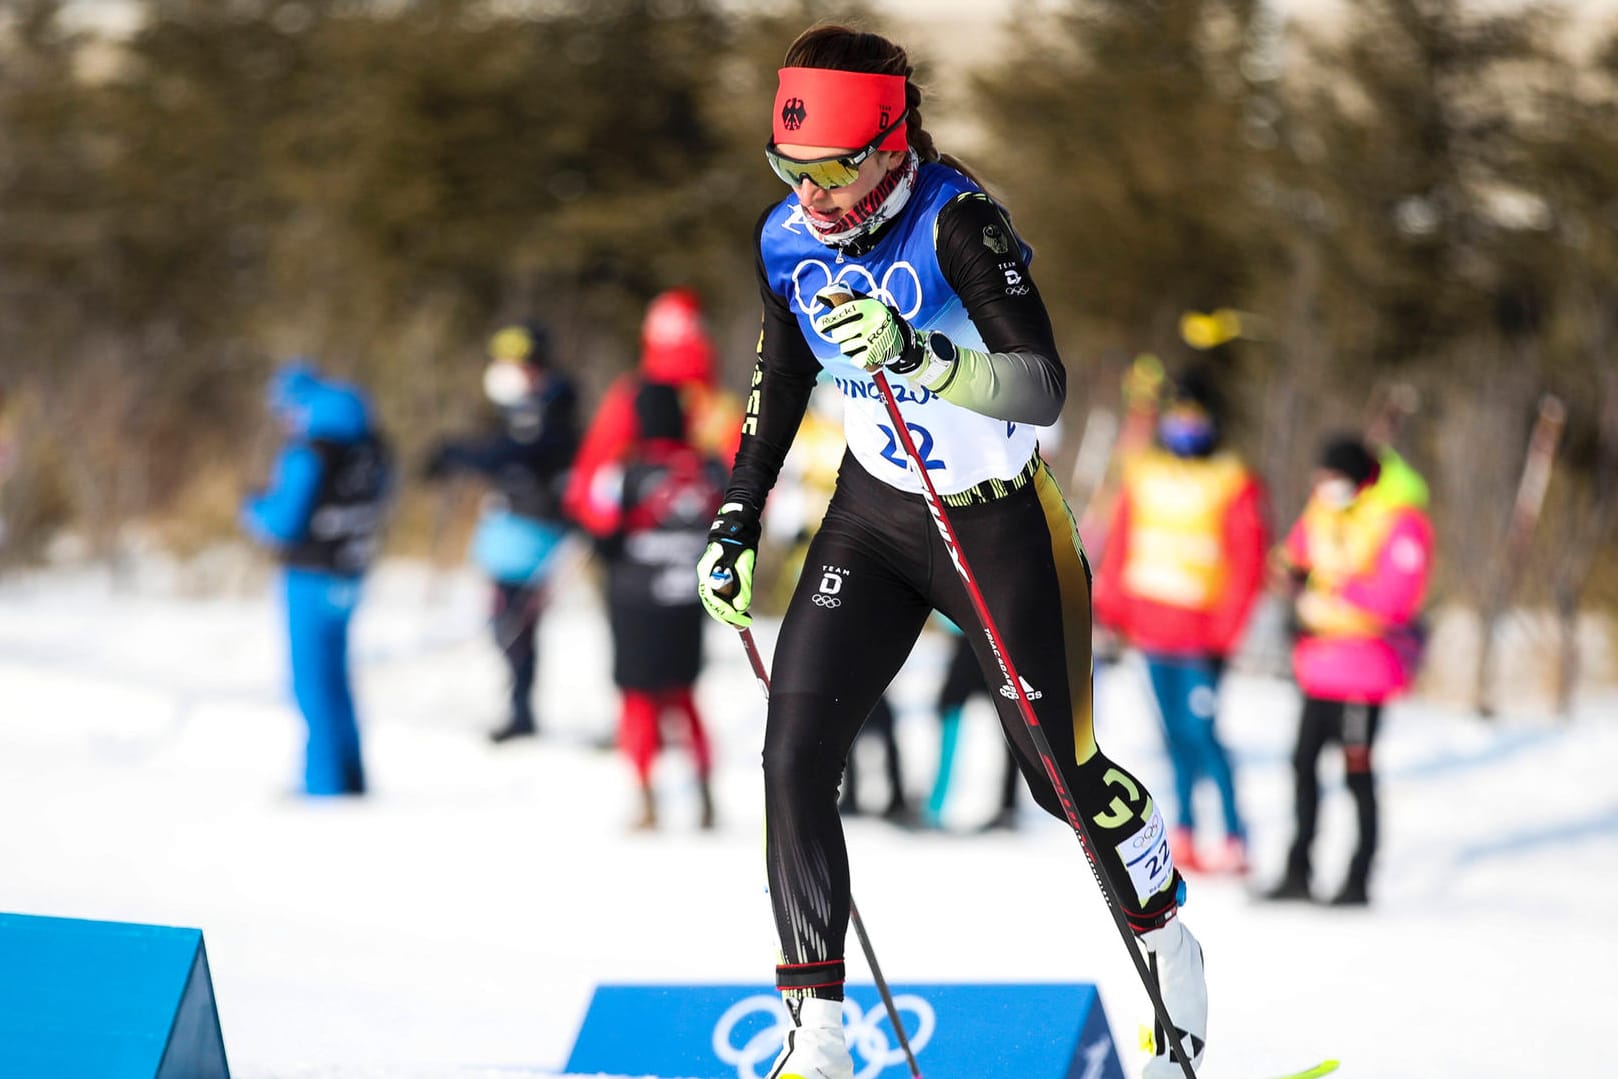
left=1263, top=434, right=1433, bottom=906
left=1093, top=368, right=1267, bottom=874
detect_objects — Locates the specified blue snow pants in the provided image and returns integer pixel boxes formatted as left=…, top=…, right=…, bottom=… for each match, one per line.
left=285, top=568, right=366, bottom=796
left=1141, top=652, right=1241, bottom=837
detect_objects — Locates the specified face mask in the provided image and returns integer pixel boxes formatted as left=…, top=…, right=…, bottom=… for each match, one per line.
left=483, top=361, right=536, bottom=408
left=1158, top=411, right=1217, bottom=457
left=1316, top=477, right=1358, bottom=509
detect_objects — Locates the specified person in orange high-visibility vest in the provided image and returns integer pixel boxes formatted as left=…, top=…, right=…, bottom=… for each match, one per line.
left=1093, top=368, right=1267, bottom=874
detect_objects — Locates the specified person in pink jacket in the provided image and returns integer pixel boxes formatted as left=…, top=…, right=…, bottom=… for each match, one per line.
left=1264, top=434, right=1433, bottom=906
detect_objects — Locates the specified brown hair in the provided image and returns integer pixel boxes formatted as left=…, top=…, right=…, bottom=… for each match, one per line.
left=782, top=24, right=985, bottom=189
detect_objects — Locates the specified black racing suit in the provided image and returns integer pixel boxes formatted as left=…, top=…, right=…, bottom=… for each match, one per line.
left=729, top=181, right=1184, bottom=996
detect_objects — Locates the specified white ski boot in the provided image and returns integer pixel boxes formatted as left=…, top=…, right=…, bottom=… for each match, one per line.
left=767, top=996, right=854, bottom=1079
left=1141, top=918, right=1208, bottom=1078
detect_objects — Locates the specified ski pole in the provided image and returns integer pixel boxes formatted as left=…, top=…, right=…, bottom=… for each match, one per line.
left=729, top=623, right=923, bottom=1079
left=849, top=897, right=920, bottom=1079
left=866, top=367, right=1200, bottom=1079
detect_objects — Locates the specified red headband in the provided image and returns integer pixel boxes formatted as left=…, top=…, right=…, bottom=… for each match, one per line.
left=773, top=67, right=908, bottom=151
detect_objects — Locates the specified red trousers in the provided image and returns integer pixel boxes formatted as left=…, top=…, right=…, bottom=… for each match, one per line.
left=619, top=686, right=712, bottom=784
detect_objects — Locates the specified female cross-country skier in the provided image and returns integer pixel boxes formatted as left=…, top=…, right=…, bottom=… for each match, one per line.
left=695, top=24, right=1208, bottom=1079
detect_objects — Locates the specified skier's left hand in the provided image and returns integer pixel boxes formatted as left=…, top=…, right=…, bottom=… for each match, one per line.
left=813, top=286, right=932, bottom=375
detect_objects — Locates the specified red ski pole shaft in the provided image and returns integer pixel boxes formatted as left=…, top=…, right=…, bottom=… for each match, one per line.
left=869, top=367, right=1199, bottom=1079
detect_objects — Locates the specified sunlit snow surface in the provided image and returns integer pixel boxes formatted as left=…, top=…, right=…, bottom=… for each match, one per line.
left=2, top=558, right=1615, bottom=1079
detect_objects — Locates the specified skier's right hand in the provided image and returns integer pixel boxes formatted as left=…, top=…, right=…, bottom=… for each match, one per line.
left=697, top=501, right=760, bottom=628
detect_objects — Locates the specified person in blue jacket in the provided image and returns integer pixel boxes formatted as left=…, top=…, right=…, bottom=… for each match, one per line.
left=242, top=360, right=392, bottom=797
left=423, top=323, right=580, bottom=743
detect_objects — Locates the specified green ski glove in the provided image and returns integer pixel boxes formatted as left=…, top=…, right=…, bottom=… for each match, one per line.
left=697, top=501, right=761, bottom=628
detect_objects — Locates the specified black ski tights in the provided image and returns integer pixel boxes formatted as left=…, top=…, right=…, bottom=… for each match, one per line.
left=1285, top=696, right=1382, bottom=889
left=763, top=460, right=1181, bottom=986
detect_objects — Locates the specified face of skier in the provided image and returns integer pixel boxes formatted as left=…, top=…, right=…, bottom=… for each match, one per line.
left=771, top=141, right=907, bottom=226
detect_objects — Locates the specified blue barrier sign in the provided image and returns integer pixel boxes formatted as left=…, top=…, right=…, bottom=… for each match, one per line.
left=0, top=912, right=230, bottom=1079
left=566, top=982, right=1124, bottom=1079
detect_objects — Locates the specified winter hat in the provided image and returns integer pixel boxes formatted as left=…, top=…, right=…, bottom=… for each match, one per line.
left=1318, top=433, right=1380, bottom=488
left=1167, top=365, right=1225, bottom=423
left=268, top=358, right=321, bottom=416
left=635, top=381, right=686, bottom=442
left=487, top=322, right=550, bottom=368
left=640, top=288, right=716, bottom=385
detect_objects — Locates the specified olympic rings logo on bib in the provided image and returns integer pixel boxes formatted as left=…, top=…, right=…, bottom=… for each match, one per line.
left=791, top=258, right=925, bottom=338
left=711, top=992, right=936, bottom=1079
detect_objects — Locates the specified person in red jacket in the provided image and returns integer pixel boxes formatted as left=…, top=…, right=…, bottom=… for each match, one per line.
left=564, top=288, right=741, bottom=536
left=579, top=382, right=728, bottom=831
left=1093, top=368, right=1267, bottom=873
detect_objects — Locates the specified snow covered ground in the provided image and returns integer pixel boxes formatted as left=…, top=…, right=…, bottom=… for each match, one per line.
left=2, top=556, right=1615, bottom=1079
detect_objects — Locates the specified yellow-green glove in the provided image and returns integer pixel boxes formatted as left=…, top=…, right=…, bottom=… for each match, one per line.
left=696, top=501, right=760, bottom=628
left=811, top=286, right=961, bottom=389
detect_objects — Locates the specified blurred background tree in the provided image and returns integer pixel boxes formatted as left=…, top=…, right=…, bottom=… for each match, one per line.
left=0, top=0, right=1613, bottom=706
left=968, top=0, right=1617, bottom=709
left=973, top=0, right=1269, bottom=359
